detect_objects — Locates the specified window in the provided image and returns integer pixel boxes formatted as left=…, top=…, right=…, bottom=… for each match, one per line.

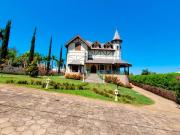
left=75, top=42, right=81, bottom=51
left=100, top=65, right=104, bottom=70
left=117, top=46, right=119, bottom=50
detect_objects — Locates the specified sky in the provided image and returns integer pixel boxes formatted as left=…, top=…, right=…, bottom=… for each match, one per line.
left=0, top=0, right=180, bottom=74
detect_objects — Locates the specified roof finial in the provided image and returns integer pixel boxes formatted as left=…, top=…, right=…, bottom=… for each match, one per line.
left=113, top=29, right=121, bottom=40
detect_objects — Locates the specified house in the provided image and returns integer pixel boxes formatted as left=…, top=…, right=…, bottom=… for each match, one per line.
left=65, top=30, right=132, bottom=75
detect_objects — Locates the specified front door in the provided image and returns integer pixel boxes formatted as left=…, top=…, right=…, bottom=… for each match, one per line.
left=91, top=65, right=97, bottom=73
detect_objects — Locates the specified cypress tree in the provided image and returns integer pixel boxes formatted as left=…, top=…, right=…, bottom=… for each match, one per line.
left=58, top=46, right=62, bottom=74
left=28, top=27, right=36, bottom=64
left=0, top=20, right=11, bottom=61
left=46, top=37, right=52, bottom=75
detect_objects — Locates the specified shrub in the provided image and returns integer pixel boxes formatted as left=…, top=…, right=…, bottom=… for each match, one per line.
left=130, top=73, right=179, bottom=91
left=30, top=79, right=35, bottom=85
left=92, top=88, right=113, bottom=98
left=105, top=75, right=127, bottom=88
left=17, top=80, right=28, bottom=85
left=175, top=81, right=180, bottom=104
left=132, top=82, right=176, bottom=101
left=35, top=80, right=42, bottom=85
left=6, top=79, right=15, bottom=84
left=53, top=83, right=60, bottom=89
left=26, top=62, right=39, bottom=77
left=65, top=73, right=82, bottom=80
left=42, top=82, right=46, bottom=88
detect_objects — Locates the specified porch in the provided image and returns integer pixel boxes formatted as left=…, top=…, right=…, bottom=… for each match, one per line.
left=86, top=64, right=131, bottom=75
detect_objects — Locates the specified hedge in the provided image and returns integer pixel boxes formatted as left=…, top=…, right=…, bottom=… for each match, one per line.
left=130, top=73, right=179, bottom=91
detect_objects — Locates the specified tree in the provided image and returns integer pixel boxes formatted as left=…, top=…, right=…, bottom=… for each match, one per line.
left=7, top=48, right=17, bottom=65
left=26, top=60, right=39, bottom=77
left=58, top=46, right=63, bottom=74
left=28, top=27, right=36, bottom=64
left=46, top=37, right=52, bottom=75
left=51, top=55, right=57, bottom=70
left=0, top=20, right=11, bottom=62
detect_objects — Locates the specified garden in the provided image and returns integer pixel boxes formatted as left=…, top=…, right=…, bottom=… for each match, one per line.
left=0, top=73, right=154, bottom=105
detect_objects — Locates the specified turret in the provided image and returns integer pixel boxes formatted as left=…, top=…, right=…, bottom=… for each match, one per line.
left=111, top=30, right=122, bottom=60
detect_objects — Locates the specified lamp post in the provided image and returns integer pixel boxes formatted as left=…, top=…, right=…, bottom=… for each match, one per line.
left=114, top=88, right=119, bottom=102
left=45, top=78, right=51, bottom=89
left=103, top=74, right=105, bottom=83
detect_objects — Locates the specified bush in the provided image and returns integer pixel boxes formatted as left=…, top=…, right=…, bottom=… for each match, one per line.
left=17, top=80, right=28, bottom=85
left=35, top=80, right=42, bottom=85
left=105, top=75, right=129, bottom=88
left=175, top=81, right=180, bottom=104
left=130, top=73, right=179, bottom=91
left=65, top=73, right=82, bottom=80
left=30, top=79, right=35, bottom=85
left=6, top=79, right=15, bottom=84
left=42, top=82, right=46, bottom=88
left=132, top=82, right=176, bottom=101
left=26, top=62, right=39, bottom=77
left=92, top=88, right=113, bottom=98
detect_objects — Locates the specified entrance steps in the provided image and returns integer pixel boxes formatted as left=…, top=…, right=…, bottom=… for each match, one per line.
left=85, top=74, right=102, bottom=83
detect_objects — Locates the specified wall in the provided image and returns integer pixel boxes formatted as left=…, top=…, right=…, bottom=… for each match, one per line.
left=66, top=40, right=88, bottom=72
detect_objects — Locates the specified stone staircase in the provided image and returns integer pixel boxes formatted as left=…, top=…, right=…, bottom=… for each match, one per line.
left=85, top=74, right=103, bottom=83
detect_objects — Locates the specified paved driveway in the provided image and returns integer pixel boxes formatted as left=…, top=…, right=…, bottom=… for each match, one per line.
left=0, top=84, right=180, bottom=135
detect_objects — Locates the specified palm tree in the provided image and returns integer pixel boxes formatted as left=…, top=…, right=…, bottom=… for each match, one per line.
left=34, top=53, right=42, bottom=65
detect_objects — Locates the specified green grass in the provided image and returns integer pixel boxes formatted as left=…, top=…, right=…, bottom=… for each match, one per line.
left=0, top=73, right=154, bottom=105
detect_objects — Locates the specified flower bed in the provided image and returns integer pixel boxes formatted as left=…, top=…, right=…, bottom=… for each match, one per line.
left=132, top=81, right=176, bottom=101
left=65, top=73, right=82, bottom=80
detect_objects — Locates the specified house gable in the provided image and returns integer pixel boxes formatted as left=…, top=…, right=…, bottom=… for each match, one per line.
left=65, top=35, right=91, bottom=48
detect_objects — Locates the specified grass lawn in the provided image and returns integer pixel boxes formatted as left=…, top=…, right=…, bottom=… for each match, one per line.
left=0, top=73, right=154, bottom=105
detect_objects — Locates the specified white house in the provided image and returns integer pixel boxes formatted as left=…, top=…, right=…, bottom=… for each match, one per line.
left=65, top=30, right=131, bottom=75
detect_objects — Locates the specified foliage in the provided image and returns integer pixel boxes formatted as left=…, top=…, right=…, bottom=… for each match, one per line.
left=65, top=73, right=82, bottom=80
left=46, top=37, right=52, bottom=75
left=130, top=73, right=180, bottom=102
left=130, top=73, right=179, bottom=91
left=25, top=61, right=39, bottom=77
left=105, top=75, right=132, bottom=88
left=132, top=81, right=176, bottom=101
left=0, top=20, right=11, bottom=61
left=28, top=28, right=36, bottom=64
left=141, top=69, right=156, bottom=75
left=58, top=46, right=63, bottom=74
left=17, top=80, right=28, bottom=84
left=175, top=80, right=180, bottom=104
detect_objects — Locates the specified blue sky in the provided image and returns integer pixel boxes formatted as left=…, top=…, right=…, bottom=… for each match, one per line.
left=0, top=0, right=180, bottom=74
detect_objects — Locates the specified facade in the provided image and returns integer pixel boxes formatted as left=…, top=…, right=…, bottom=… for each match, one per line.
left=65, top=30, right=131, bottom=75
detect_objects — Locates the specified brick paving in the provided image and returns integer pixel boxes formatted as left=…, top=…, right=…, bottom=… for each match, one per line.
left=0, top=84, right=180, bottom=135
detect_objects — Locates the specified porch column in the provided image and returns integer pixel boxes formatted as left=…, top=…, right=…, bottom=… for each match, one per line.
left=127, top=66, right=129, bottom=75
left=78, top=66, right=80, bottom=73
left=124, top=67, right=126, bottom=75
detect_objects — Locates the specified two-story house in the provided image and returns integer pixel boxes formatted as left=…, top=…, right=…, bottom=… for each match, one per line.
left=65, top=30, right=131, bottom=75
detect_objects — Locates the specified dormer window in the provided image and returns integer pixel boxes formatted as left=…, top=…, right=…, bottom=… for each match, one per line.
left=75, top=42, right=81, bottom=51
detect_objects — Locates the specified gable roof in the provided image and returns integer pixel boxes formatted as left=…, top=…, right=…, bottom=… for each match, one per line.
left=65, top=35, right=91, bottom=48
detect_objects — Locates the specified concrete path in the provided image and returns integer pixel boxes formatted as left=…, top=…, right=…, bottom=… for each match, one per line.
left=0, top=84, right=180, bottom=135
left=85, top=74, right=102, bottom=83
